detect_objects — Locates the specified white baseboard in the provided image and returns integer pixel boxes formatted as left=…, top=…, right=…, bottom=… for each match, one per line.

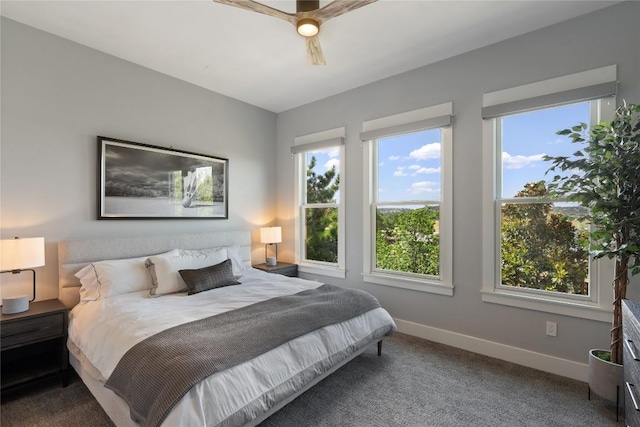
left=394, top=318, right=588, bottom=382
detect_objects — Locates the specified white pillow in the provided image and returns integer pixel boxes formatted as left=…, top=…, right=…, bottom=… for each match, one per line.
left=226, top=244, right=247, bottom=276
left=74, top=256, right=151, bottom=302
left=146, top=247, right=229, bottom=297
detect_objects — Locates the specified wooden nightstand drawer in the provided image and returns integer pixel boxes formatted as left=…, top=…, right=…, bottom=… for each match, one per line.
left=272, top=264, right=298, bottom=277
left=1, top=299, right=69, bottom=393
left=253, top=262, right=298, bottom=277
left=1, top=313, right=64, bottom=349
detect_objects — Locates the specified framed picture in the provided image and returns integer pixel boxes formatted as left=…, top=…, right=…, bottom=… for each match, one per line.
left=98, top=136, right=228, bottom=219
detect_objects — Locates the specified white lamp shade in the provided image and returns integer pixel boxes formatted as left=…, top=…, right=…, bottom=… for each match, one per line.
left=0, top=237, right=45, bottom=271
left=260, top=227, right=282, bottom=244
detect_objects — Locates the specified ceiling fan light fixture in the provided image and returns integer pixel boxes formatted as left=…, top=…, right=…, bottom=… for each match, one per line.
left=296, top=18, right=319, bottom=37
left=212, top=0, right=378, bottom=64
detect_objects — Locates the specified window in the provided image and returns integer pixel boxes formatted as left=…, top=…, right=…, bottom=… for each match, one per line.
left=481, top=65, right=617, bottom=320
left=499, top=102, right=592, bottom=297
left=292, top=128, right=345, bottom=278
left=362, top=103, right=453, bottom=296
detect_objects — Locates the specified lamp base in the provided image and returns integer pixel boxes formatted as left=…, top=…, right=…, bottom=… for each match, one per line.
left=2, top=295, right=29, bottom=314
left=266, top=257, right=277, bottom=266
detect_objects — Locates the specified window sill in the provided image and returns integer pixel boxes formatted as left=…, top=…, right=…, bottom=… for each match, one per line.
left=362, top=273, right=453, bottom=296
left=298, top=263, right=346, bottom=279
left=481, top=289, right=611, bottom=322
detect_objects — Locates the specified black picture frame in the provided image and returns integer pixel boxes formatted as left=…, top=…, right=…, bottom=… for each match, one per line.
left=97, top=136, right=228, bottom=220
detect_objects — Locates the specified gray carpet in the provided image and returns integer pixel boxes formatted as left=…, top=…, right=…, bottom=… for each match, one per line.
left=0, top=333, right=620, bottom=426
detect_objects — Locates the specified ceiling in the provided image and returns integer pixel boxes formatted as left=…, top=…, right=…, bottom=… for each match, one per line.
left=1, top=1, right=619, bottom=113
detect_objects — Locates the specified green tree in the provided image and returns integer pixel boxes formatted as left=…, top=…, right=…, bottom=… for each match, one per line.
left=306, top=156, right=339, bottom=204
left=172, top=171, right=183, bottom=200
left=197, top=175, right=213, bottom=202
left=375, top=206, right=439, bottom=275
left=212, top=174, right=224, bottom=202
left=501, top=181, right=588, bottom=294
left=544, top=102, right=640, bottom=364
left=305, top=156, right=339, bottom=262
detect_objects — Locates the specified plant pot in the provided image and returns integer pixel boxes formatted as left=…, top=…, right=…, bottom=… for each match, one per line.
left=588, top=349, right=624, bottom=403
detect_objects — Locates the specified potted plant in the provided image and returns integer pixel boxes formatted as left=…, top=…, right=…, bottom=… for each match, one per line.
left=544, top=101, right=640, bottom=406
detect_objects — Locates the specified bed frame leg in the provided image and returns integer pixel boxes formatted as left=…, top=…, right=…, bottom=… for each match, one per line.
left=377, top=340, right=382, bottom=356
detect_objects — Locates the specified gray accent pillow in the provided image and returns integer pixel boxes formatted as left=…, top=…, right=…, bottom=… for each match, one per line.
left=179, top=259, right=240, bottom=295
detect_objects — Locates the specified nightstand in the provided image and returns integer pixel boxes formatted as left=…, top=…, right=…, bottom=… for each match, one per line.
left=1, top=299, right=69, bottom=393
left=253, top=262, right=298, bottom=277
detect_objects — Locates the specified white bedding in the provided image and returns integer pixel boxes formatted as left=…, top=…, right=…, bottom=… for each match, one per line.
left=68, top=268, right=396, bottom=426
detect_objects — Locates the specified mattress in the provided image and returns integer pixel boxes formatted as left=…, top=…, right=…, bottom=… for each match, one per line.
left=68, top=268, right=396, bottom=426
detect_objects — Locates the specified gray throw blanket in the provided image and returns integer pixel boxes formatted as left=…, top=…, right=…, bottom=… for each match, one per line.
left=105, top=284, right=382, bottom=427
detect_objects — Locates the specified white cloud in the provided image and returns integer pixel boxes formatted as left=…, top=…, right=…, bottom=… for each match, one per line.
left=325, top=158, right=340, bottom=171
left=393, top=166, right=409, bottom=177
left=406, top=164, right=440, bottom=175
left=408, top=181, right=439, bottom=194
left=389, top=155, right=401, bottom=161
left=326, top=146, right=340, bottom=158
left=413, top=167, right=440, bottom=175
left=309, top=146, right=339, bottom=158
left=409, top=143, right=441, bottom=160
left=393, top=163, right=440, bottom=178
left=502, top=151, right=545, bottom=169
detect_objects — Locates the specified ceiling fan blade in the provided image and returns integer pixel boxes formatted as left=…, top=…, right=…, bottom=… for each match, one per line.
left=306, top=35, right=326, bottom=65
left=212, top=0, right=297, bottom=25
left=314, top=0, right=377, bottom=23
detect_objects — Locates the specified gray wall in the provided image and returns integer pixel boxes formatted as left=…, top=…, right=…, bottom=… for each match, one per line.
left=2, top=2, right=639, bottom=369
left=0, top=18, right=278, bottom=301
left=276, top=1, right=640, bottom=364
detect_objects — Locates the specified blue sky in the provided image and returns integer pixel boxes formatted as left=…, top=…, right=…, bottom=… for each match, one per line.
left=305, top=100, right=590, bottom=203
left=377, top=129, right=442, bottom=202
left=502, top=101, right=589, bottom=198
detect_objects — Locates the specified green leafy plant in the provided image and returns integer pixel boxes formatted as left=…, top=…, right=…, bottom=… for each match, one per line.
left=376, top=206, right=440, bottom=275
left=544, top=101, right=640, bottom=365
left=306, top=156, right=339, bottom=263
left=501, top=182, right=588, bottom=294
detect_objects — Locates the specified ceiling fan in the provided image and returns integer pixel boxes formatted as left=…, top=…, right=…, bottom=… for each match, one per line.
left=212, top=0, right=377, bottom=65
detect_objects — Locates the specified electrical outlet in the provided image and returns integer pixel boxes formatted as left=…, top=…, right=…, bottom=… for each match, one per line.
left=546, top=321, right=557, bottom=337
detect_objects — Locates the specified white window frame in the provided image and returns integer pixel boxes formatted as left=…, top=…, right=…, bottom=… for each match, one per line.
left=292, top=127, right=346, bottom=279
left=481, top=65, right=617, bottom=322
left=361, top=102, right=454, bottom=296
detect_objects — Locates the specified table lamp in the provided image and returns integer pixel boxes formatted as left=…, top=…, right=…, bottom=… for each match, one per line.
left=1, top=237, right=45, bottom=314
left=260, top=227, right=282, bottom=266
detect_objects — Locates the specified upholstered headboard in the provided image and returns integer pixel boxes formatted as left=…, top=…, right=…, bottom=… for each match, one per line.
left=58, top=231, right=252, bottom=308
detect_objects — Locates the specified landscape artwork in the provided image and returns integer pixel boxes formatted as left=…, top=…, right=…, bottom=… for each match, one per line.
left=98, top=136, right=228, bottom=219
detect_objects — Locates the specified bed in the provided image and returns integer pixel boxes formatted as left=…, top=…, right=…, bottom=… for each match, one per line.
left=58, top=231, right=396, bottom=427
